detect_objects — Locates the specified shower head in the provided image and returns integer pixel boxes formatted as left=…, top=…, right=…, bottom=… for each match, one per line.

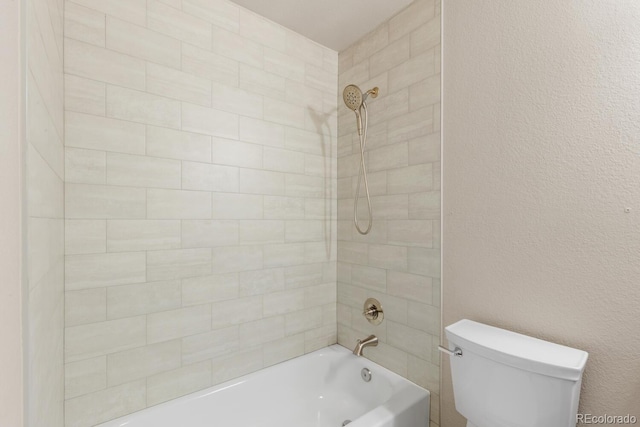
left=343, top=84, right=363, bottom=111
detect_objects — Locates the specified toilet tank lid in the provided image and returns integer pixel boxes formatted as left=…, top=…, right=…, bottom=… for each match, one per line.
left=445, top=319, right=589, bottom=381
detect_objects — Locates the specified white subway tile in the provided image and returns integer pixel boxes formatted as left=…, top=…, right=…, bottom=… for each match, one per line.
left=239, top=117, right=285, bottom=148
left=368, top=244, right=408, bottom=271
left=212, top=137, right=262, bottom=168
left=65, top=316, right=146, bottom=362
left=182, top=0, right=239, bottom=32
left=284, top=263, right=324, bottom=289
left=65, top=356, right=106, bottom=399
left=106, top=17, right=180, bottom=68
left=106, top=220, right=180, bottom=251
left=146, top=361, right=211, bottom=406
left=408, top=301, right=440, bottom=335
left=182, top=103, right=239, bottom=139
left=182, top=273, right=238, bottom=306
left=409, top=191, right=440, bottom=222
left=370, top=194, right=409, bottom=219
left=146, top=126, right=212, bottom=163
left=65, top=38, right=145, bottom=90
left=67, top=0, right=146, bottom=26
left=106, top=152, right=181, bottom=189
left=285, top=32, right=324, bottom=68
left=211, top=349, right=263, bottom=386
left=388, top=0, right=435, bottom=42
left=389, top=51, right=436, bottom=93
left=263, top=98, right=304, bottom=128
left=387, top=220, right=433, bottom=247
left=264, top=196, right=305, bottom=220
left=211, top=245, right=263, bottom=273
left=387, top=321, right=432, bottom=359
left=408, top=354, right=440, bottom=393
left=408, top=247, right=440, bottom=278
left=285, top=220, right=324, bottom=243
left=387, top=271, right=432, bottom=304
left=211, top=26, right=263, bottom=68
left=239, top=9, right=286, bottom=51
left=107, top=340, right=181, bottom=386
left=263, top=334, right=304, bottom=367
left=66, top=252, right=146, bottom=290
left=65, top=219, right=106, bottom=255
left=263, top=147, right=305, bottom=174
left=147, top=0, right=212, bottom=50
left=211, top=296, right=262, bottom=329
left=239, top=220, right=285, bottom=244
left=408, top=132, right=440, bottom=165
left=264, top=47, right=305, bottom=83
left=147, top=63, right=212, bottom=107
left=65, top=288, right=106, bottom=327
left=182, top=43, right=239, bottom=87
left=387, top=164, right=433, bottom=194
left=210, top=82, right=263, bottom=119
left=107, top=280, right=181, bottom=319
left=353, top=23, right=389, bottom=64
left=262, top=243, right=305, bottom=268
left=182, top=326, right=239, bottom=364
left=351, top=264, right=386, bottom=292
left=64, top=379, right=146, bottom=427
left=147, top=304, right=211, bottom=344
left=181, top=220, right=239, bottom=248
left=262, top=289, right=305, bottom=316
left=64, top=2, right=105, bottom=46
left=66, top=183, right=146, bottom=219
left=239, top=64, right=286, bottom=100
left=410, top=74, right=440, bottom=111
left=65, top=111, right=145, bottom=155
left=285, top=307, right=322, bottom=336
left=147, top=248, right=212, bottom=281
left=212, top=193, right=263, bottom=219
left=239, top=316, right=285, bottom=346
left=64, top=74, right=105, bottom=115
left=147, top=189, right=212, bottom=219
left=106, top=86, right=181, bottom=129
left=182, top=161, right=239, bottom=192
left=65, top=148, right=106, bottom=184
left=239, top=268, right=285, bottom=296
left=240, top=169, right=285, bottom=195
left=285, top=174, right=324, bottom=197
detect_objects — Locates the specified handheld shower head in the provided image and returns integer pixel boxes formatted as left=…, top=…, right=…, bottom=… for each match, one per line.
left=343, top=84, right=363, bottom=111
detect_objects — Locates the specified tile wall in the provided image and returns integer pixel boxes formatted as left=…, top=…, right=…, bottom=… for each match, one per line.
left=62, top=1, right=337, bottom=425
left=336, top=1, right=442, bottom=426
left=26, top=0, right=65, bottom=425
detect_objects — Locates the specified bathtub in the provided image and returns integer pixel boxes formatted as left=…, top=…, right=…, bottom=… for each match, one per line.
left=98, top=344, right=430, bottom=427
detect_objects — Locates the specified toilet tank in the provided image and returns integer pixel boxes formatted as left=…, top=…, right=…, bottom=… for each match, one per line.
left=445, top=319, right=588, bottom=427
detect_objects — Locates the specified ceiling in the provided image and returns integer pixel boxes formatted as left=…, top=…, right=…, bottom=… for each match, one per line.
left=229, top=0, right=415, bottom=51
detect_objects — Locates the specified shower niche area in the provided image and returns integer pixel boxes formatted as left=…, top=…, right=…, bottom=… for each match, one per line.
left=20, top=0, right=441, bottom=426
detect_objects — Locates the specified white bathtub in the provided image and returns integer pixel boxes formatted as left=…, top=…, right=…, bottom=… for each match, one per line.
left=98, top=344, right=430, bottom=427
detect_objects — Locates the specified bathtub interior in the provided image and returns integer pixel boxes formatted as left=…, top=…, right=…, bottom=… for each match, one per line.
left=97, top=345, right=428, bottom=427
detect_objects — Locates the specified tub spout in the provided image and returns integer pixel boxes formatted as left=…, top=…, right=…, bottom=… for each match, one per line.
left=353, top=335, right=378, bottom=356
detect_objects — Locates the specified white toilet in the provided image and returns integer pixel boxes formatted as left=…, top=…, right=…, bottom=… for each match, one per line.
left=445, top=319, right=588, bottom=427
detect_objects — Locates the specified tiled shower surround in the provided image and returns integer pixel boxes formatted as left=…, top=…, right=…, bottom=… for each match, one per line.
left=61, top=0, right=440, bottom=426
left=63, top=0, right=337, bottom=425
left=336, top=1, right=442, bottom=426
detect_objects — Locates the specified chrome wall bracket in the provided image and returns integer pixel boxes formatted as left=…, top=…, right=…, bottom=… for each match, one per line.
left=438, top=345, right=463, bottom=357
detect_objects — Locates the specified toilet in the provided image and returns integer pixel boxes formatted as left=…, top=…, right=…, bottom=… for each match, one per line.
left=445, top=319, right=588, bottom=427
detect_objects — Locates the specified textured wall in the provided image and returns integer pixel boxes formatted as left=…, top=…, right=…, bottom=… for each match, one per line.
left=62, top=0, right=337, bottom=425
left=442, top=1, right=640, bottom=426
left=336, top=1, right=442, bottom=426
left=0, top=0, right=25, bottom=425
left=26, top=0, right=66, bottom=425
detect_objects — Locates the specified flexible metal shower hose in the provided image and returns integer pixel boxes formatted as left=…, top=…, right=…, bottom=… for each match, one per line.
left=354, top=102, right=372, bottom=235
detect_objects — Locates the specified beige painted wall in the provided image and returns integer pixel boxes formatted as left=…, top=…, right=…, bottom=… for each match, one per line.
left=0, top=0, right=25, bottom=425
left=442, top=1, right=640, bottom=426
